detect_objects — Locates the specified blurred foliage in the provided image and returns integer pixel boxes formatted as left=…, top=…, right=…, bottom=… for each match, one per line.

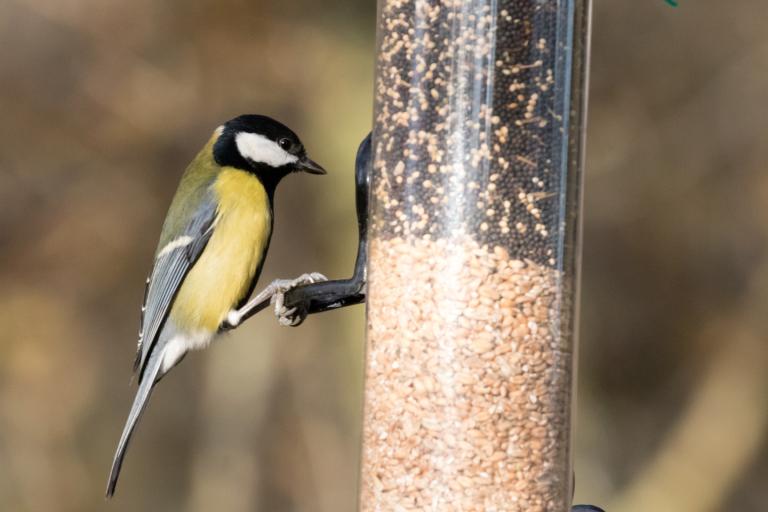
left=0, top=0, right=765, bottom=511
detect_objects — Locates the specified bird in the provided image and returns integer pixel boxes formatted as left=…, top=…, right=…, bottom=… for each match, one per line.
left=106, top=114, right=327, bottom=497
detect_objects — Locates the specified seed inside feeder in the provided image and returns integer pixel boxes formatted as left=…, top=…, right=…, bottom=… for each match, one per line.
left=361, top=237, right=571, bottom=511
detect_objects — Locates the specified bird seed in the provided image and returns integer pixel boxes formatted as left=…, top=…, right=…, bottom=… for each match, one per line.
left=361, top=237, right=571, bottom=511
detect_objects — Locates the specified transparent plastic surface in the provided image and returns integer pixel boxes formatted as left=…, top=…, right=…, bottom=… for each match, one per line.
left=360, top=0, right=590, bottom=510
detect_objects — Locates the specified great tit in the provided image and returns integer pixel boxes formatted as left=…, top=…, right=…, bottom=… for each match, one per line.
left=106, top=114, right=326, bottom=497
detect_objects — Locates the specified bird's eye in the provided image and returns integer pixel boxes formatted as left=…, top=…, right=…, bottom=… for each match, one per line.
left=278, top=138, right=292, bottom=151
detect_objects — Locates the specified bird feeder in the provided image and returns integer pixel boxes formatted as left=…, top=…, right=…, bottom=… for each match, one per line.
left=359, top=0, right=591, bottom=510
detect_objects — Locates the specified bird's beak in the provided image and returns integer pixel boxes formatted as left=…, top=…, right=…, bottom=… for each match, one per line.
left=297, top=156, right=326, bottom=175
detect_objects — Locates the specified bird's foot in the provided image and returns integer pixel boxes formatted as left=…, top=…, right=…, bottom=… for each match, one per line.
left=270, top=272, right=327, bottom=326
left=223, top=273, right=327, bottom=330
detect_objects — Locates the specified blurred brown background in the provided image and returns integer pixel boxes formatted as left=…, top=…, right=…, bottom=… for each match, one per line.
left=0, top=0, right=766, bottom=511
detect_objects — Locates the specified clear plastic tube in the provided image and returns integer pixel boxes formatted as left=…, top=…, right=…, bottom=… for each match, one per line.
left=360, top=0, right=590, bottom=510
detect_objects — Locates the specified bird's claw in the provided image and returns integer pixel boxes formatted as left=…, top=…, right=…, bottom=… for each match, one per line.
left=277, top=307, right=300, bottom=326
left=270, top=272, right=327, bottom=326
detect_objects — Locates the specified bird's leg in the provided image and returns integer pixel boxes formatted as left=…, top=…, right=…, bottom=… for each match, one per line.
left=223, top=273, right=327, bottom=330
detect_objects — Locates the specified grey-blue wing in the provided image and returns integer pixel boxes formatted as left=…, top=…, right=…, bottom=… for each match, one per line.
left=134, top=191, right=218, bottom=380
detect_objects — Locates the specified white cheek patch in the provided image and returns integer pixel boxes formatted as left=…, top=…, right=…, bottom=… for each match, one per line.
left=235, top=132, right=299, bottom=168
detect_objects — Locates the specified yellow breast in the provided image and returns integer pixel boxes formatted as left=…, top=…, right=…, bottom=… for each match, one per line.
left=171, top=168, right=272, bottom=332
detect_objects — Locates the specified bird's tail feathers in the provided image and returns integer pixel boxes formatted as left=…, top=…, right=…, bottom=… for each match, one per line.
left=105, top=349, right=165, bottom=498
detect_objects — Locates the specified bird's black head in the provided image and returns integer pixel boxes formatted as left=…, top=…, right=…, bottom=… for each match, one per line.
left=213, top=115, right=326, bottom=187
